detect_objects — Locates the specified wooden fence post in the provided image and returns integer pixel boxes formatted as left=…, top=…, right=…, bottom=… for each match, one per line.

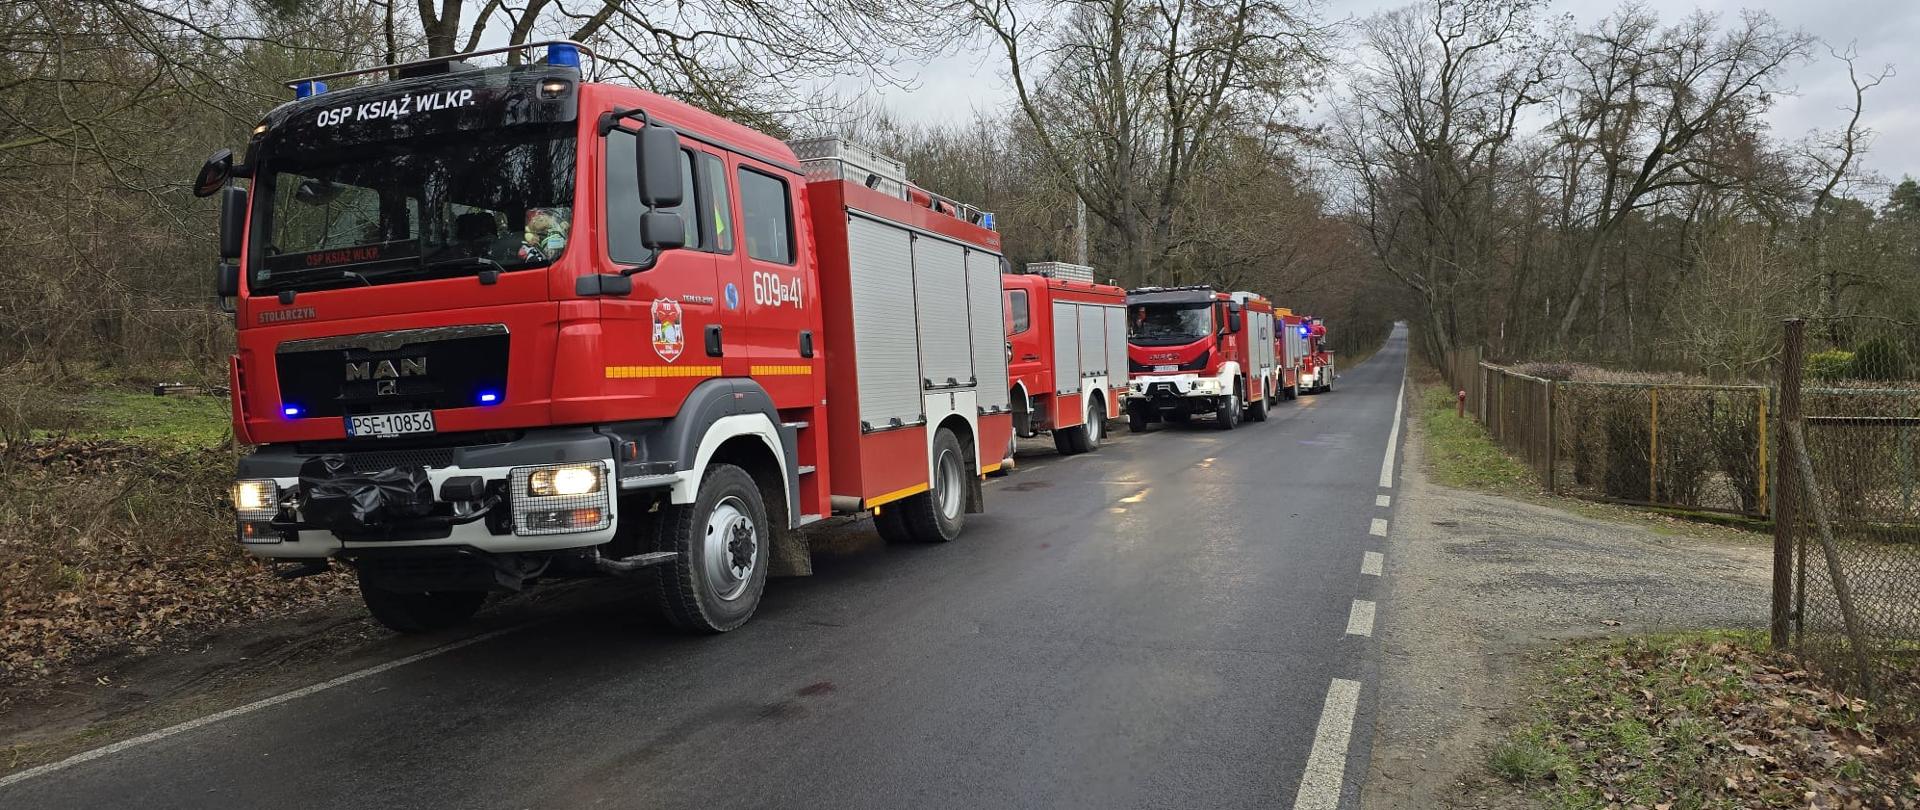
left=1772, top=319, right=1803, bottom=649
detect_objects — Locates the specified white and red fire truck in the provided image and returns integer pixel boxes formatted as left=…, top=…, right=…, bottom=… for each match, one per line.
left=1274, top=310, right=1307, bottom=399
left=1002, top=264, right=1128, bottom=456
left=195, top=42, right=1013, bottom=634
left=1298, top=317, right=1334, bottom=393
left=1122, top=285, right=1275, bottom=430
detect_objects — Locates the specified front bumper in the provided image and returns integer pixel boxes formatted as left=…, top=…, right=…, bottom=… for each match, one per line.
left=234, top=428, right=623, bottom=559
left=1128, top=374, right=1226, bottom=412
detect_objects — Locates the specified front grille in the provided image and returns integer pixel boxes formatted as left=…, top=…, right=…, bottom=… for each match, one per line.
left=339, top=448, right=457, bottom=473
left=275, top=326, right=510, bottom=419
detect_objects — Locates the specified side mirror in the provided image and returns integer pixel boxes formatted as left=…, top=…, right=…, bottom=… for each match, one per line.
left=640, top=210, right=686, bottom=251
left=1227, top=307, right=1243, bottom=333
left=636, top=124, right=683, bottom=208
left=218, top=186, right=247, bottom=260
left=193, top=148, right=234, bottom=198
left=215, top=260, right=240, bottom=298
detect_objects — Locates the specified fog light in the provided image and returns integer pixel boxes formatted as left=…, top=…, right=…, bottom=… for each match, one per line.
left=238, top=520, right=280, bottom=544
left=527, top=465, right=601, bottom=497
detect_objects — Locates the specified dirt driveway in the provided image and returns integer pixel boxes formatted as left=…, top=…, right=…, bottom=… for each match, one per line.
left=1363, top=411, right=1772, bottom=809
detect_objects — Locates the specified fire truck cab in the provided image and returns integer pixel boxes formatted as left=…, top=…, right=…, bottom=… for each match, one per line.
left=196, top=42, right=1012, bottom=635
left=1002, top=265, right=1128, bottom=456
left=1123, top=285, right=1270, bottom=431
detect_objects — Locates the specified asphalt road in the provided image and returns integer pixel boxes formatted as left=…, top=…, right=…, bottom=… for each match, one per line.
left=1, top=326, right=1409, bottom=810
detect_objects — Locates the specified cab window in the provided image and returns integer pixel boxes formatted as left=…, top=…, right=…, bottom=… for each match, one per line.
left=607, top=134, right=698, bottom=263
left=701, top=153, right=734, bottom=255
left=737, top=167, right=794, bottom=264
left=1006, top=290, right=1030, bottom=335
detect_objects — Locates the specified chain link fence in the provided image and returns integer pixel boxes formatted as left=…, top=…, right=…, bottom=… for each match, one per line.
left=1779, top=318, right=1920, bottom=713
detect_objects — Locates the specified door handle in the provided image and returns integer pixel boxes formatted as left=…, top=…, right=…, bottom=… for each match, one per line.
left=705, top=324, right=723, bottom=357
left=1021, top=354, right=1041, bottom=361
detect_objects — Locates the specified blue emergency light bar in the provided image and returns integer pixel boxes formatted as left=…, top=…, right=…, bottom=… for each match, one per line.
left=294, top=80, right=327, bottom=99
left=284, top=40, right=596, bottom=96
left=546, top=43, right=581, bottom=68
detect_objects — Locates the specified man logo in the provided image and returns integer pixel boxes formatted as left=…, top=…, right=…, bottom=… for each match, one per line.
left=346, top=357, right=427, bottom=382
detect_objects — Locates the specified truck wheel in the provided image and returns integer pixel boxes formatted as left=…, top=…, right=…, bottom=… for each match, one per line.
left=1127, top=408, right=1149, bottom=433
left=654, top=463, right=770, bottom=633
left=1248, top=388, right=1269, bottom=422
left=359, top=578, right=486, bottom=634
left=897, top=428, right=968, bottom=542
left=1083, top=399, right=1104, bottom=450
left=1283, top=381, right=1297, bottom=401
left=1215, top=387, right=1241, bottom=430
left=1323, top=372, right=1334, bottom=393
left=873, top=503, right=915, bottom=544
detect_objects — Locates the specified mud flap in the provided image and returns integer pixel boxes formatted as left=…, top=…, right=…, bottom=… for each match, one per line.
left=769, top=523, right=812, bottom=577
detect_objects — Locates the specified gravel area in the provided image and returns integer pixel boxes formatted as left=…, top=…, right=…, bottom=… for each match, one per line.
left=1363, top=409, right=1772, bottom=810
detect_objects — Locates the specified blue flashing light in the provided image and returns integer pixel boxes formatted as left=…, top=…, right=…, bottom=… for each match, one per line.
left=1299, top=326, right=1310, bottom=337
left=294, top=80, right=327, bottom=99
left=477, top=391, right=501, bottom=405
left=282, top=404, right=303, bottom=418
left=980, top=212, right=996, bottom=231
left=546, top=43, right=582, bottom=69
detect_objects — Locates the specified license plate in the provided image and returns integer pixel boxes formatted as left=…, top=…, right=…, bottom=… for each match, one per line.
left=1154, top=365, right=1177, bottom=373
left=346, top=411, right=436, bottom=438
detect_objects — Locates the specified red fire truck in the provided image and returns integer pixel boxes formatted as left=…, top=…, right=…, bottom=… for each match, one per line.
left=1122, top=285, right=1273, bottom=430
left=1002, top=264, right=1128, bottom=456
left=1275, top=310, right=1307, bottom=399
left=1300, top=317, right=1334, bottom=393
left=193, top=42, right=1013, bottom=634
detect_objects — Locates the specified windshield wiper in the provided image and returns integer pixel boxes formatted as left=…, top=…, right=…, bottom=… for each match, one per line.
left=359, top=255, right=507, bottom=284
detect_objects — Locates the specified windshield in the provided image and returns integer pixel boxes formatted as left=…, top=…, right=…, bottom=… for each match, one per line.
left=1129, top=302, right=1214, bottom=345
left=250, top=124, right=575, bottom=294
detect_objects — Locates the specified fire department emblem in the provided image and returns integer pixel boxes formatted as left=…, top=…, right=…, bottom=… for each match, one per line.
left=651, top=298, right=685, bottom=363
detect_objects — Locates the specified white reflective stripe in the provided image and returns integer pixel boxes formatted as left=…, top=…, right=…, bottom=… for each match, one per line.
left=676, top=413, right=787, bottom=507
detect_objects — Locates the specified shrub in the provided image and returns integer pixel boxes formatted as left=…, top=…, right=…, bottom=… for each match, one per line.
left=1806, top=350, right=1855, bottom=381
left=1851, top=337, right=1908, bottom=381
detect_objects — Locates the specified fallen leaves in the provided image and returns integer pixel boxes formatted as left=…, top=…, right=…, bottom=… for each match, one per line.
left=1489, top=633, right=1920, bottom=809
left=0, top=439, right=353, bottom=692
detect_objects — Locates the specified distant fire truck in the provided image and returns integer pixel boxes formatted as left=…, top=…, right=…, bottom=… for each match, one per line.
left=195, top=42, right=1013, bottom=634
left=1002, top=263, right=1128, bottom=455
left=1122, top=285, right=1274, bottom=430
left=1299, top=317, right=1334, bottom=393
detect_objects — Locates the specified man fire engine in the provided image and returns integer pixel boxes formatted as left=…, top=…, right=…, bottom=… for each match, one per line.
left=1002, top=263, right=1127, bottom=456
left=194, top=42, right=1013, bottom=634
left=1122, top=285, right=1273, bottom=431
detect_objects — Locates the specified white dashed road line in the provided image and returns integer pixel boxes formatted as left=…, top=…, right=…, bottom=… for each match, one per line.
left=1361, top=551, right=1383, bottom=577
left=1369, top=518, right=1388, bottom=537
left=1374, top=494, right=1390, bottom=508
left=1379, top=373, right=1405, bottom=489
left=1346, top=600, right=1376, bottom=637
left=0, top=627, right=521, bottom=790
left=1291, top=678, right=1363, bottom=810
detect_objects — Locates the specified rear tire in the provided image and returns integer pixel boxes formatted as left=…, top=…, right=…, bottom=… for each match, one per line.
left=895, top=428, right=968, bottom=543
left=873, top=504, right=915, bottom=544
left=1248, top=387, right=1269, bottom=422
left=653, top=463, right=770, bottom=633
left=1127, top=408, right=1150, bottom=433
left=359, top=578, right=486, bottom=634
left=1083, top=399, right=1104, bottom=450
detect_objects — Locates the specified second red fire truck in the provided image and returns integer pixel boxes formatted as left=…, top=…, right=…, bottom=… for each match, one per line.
left=1003, top=263, right=1128, bottom=456
left=198, top=42, right=1014, bottom=635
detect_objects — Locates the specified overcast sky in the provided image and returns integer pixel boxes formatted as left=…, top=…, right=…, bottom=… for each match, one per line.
left=855, top=0, right=1920, bottom=199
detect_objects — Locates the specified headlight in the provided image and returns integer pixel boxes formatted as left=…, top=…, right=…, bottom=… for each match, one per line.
left=1192, top=379, right=1221, bottom=394
left=510, top=463, right=612, bottom=536
left=527, top=465, right=602, bottom=497
left=232, top=479, right=279, bottom=514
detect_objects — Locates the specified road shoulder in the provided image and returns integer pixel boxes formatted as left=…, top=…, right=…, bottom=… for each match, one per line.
left=1362, top=407, right=1770, bottom=810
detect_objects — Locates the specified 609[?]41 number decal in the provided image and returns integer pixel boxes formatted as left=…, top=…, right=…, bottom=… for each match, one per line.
left=753, top=272, right=803, bottom=308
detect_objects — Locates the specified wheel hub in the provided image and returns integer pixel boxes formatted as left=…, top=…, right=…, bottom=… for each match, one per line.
left=704, top=497, right=757, bottom=602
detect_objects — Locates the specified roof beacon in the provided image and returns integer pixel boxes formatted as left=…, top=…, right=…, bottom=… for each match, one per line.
left=293, top=80, right=327, bottom=99
left=545, top=43, right=582, bottom=68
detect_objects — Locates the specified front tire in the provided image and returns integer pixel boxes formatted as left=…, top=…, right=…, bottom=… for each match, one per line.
left=1127, top=407, right=1150, bottom=433
left=895, top=428, right=968, bottom=543
left=359, top=578, right=486, bottom=634
left=1215, top=386, right=1242, bottom=430
left=654, top=463, right=771, bottom=633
